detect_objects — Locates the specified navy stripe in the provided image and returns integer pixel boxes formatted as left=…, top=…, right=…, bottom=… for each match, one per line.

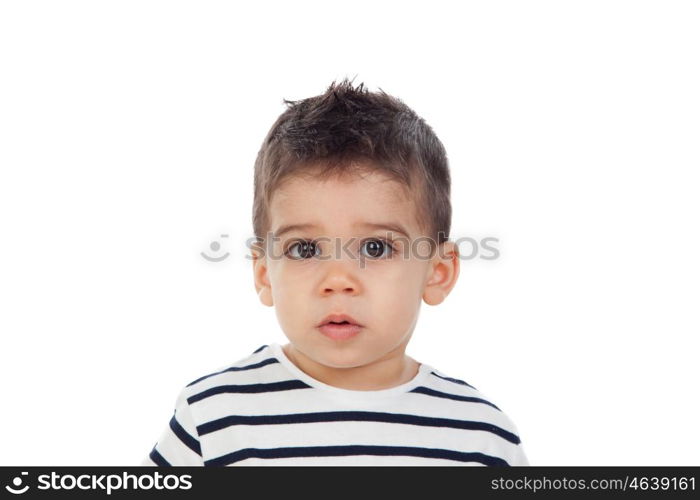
left=186, top=358, right=279, bottom=387
left=430, top=371, right=477, bottom=390
left=188, top=380, right=312, bottom=404
left=149, top=447, right=171, bottom=466
left=197, top=410, right=520, bottom=444
left=169, top=415, right=202, bottom=456
left=410, top=386, right=501, bottom=411
left=252, top=345, right=268, bottom=354
left=204, top=445, right=510, bottom=466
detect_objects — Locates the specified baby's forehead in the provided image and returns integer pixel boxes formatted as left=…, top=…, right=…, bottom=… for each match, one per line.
left=271, top=176, right=419, bottom=229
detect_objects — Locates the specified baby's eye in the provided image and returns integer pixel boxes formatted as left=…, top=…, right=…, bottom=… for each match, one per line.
left=360, top=239, right=395, bottom=259
left=285, top=240, right=321, bottom=260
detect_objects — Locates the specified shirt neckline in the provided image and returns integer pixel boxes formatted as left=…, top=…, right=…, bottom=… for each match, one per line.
left=268, top=342, right=433, bottom=401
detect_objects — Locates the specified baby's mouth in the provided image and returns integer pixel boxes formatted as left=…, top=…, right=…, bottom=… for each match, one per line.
left=317, top=321, right=363, bottom=340
left=316, top=313, right=363, bottom=327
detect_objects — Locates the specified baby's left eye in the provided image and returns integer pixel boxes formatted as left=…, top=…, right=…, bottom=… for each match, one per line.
left=360, top=239, right=395, bottom=259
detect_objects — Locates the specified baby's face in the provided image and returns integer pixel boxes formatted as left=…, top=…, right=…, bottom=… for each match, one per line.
left=254, top=167, right=446, bottom=369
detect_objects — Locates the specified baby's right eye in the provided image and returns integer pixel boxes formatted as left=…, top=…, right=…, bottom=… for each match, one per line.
left=285, top=240, right=321, bottom=260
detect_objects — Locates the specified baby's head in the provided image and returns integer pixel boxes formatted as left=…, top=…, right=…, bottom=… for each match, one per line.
left=251, top=79, right=460, bottom=372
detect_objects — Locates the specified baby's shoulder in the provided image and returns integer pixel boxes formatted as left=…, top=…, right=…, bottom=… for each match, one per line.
left=417, top=366, right=523, bottom=440
left=419, top=366, right=500, bottom=409
left=179, top=344, right=285, bottom=401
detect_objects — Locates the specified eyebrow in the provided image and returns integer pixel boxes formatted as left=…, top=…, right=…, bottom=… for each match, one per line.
left=273, top=222, right=411, bottom=239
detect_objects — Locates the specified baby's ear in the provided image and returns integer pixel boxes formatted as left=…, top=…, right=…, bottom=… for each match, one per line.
left=251, top=240, right=274, bottom=307
left=257, top=287, right=273, bottom=307
left=422, top=240, right=460, bottom=306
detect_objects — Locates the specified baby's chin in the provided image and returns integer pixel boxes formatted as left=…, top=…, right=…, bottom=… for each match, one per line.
left=294, top=339, right=375, bottom=368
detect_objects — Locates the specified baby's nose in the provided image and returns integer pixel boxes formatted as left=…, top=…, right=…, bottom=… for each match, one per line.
left=319, top=262, right=361, bottom=295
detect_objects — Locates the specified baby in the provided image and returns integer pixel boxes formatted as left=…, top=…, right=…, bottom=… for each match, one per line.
left=142, top=78, right=529, bottom=466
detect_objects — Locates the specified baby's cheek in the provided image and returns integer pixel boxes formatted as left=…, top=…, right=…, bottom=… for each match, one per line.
left=386, top=261, right=426, bottom=293
left=376, top=285, right=419, bottom=322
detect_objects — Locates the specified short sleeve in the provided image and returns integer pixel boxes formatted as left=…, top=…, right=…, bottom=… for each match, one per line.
left=141, top=389, right=204, bottom=466
left=497, top=411, right=530, bottom=466
left=508, top=442, right=530, bottom=466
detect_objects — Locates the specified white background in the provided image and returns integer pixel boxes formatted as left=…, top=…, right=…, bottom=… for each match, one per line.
left=1, top=0, right=698, bottom=466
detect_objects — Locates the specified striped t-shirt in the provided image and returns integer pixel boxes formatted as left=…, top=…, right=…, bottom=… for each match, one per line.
left=142, top=343, right=529, bottom=466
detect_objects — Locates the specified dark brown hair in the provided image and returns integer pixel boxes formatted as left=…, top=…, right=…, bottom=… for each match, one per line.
left=252, top=77, right=451, bottom=250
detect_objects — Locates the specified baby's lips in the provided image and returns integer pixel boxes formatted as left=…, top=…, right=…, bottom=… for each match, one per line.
left=317, top=313, right=363, bottom=327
